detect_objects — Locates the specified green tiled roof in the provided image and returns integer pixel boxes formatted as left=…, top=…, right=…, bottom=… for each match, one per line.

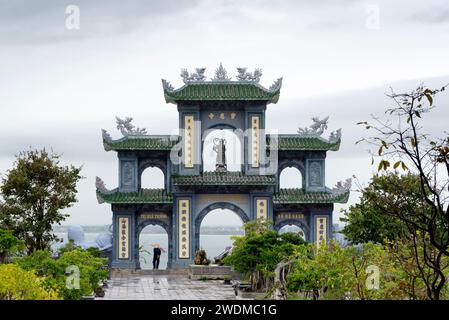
left=97, top=188, right=173, bottom=204
left=103, top=134, right=339, bottom=153
left=267, top=135, right=340, bottom=151
left=103, top=135, right=179, bottom=152
left=273, top=188, right=349, bottom=204
left=172, top=171, right=276, bottom=186
left=163, top=82, right=281, bottom=104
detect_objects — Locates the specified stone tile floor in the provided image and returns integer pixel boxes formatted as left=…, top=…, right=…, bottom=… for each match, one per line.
left=97, top=275, right=238, bottom=300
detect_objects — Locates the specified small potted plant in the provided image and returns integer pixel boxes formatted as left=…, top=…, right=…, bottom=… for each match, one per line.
left=94, top=286, right=105, bottom=298
left=223, top=275, right=232, bottom=285
left=194, top=249, right=211, bottom=265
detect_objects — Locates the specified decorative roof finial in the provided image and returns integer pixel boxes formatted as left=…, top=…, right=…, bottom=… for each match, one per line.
left=236, top=67, right=263, bottom=83
left=162, top=79, right=174, bottom=91
left=332, top=178, right=352, bottom=193
left=269, top=77, right=283, bottom=91
left=297, top=116, right=329, bottom=137
left=95, top=176, right=109, bottom=193
left=329, top=128, right=342, bottom=143
left=102, top=129, right=112, bottom=142
left=212, top=63, right=231, bottom=81
left=115, top=116, right=147, bottom=136
left=180, top=68, right=206, bottom=84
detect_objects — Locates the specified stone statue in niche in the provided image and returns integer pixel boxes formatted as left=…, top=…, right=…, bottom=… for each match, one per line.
left=213, top=138, right=227, bottom=172
left=309, top=161, right=322, bottom=187
left=122, top=162, right=134, bottom=186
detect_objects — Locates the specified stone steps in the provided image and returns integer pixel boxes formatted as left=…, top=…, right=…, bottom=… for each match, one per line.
left=110, top=268, right=188, bottom=276
left=138, top=268, right=188, bottom=275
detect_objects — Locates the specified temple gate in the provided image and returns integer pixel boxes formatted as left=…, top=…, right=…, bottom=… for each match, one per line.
left=96, top=64, right=351, bottom=269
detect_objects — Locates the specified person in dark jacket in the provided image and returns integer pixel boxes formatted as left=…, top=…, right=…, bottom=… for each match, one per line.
left=153, top=246, right=162, bottom=269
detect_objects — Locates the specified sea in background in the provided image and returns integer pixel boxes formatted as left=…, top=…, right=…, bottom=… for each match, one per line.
left=52, top=232, right=237, bottom=269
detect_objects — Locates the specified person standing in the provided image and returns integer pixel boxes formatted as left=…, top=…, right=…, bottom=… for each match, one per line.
left=153, top=245, right=162, bottom=269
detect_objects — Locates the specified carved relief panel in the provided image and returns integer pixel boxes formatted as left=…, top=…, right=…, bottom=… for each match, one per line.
left=306, top=159, right=324, bottom=190
left=309, top=161, right=321, bottom=186
left=120, top=159, right=137, bottom=191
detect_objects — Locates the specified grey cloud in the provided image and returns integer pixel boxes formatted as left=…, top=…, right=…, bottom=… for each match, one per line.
left=0, top=110, right=179, bottom=162
left=0, top=127, right=111, bottom=162
left=1, top=0, right=446, bottom=44
left=408, top=6, right=449, bottom=24
left=267, top=75, right=449, bottom=159
left=0, top=0, right=200, bottom=44
left=1, top=76, right=447, bottom=164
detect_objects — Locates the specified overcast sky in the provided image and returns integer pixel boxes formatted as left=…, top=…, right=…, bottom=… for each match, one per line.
left=0, top=0, right=448, bottom=227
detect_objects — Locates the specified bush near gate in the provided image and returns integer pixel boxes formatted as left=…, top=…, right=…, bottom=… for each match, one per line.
left=0, top=263, right=59, bottom=300
left=0, top=228, right=25, bottom=264
left=223, top=220, right=305, bottom=291
left=223, top=220, right=449, bottom=299
left=15, top=247, right=108, bottom=300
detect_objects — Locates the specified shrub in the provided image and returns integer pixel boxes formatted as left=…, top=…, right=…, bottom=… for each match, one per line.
left=16, top=248, right=108, bottom=300
left=286, top=241, right=421, bottom=300
left=0, top=229, right=25, bottom=263
left=56, top=248, right=108, bottom=299
left=223, top=220, right=304, bottom=291
left=57, top=240, right=80, bottom=255
left=58, top=240, right=102, bottom=257
left=0, top=264, right=59, bottom=300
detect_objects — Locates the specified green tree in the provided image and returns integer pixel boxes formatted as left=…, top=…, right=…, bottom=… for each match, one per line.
left=0, top=229, right=25, bottom=263
left=385, top=237, right=439, bottom=300
left=287, top=241, right=417, bottom=300
left=357, top=84, right=449, bottom=299
left=286, top=241, right=360, bottom=300
left=341, top=174, right=422, bottom=245
left=0, top=149, right=82, bottom=253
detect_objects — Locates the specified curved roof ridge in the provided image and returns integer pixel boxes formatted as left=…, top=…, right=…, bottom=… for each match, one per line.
left=96, top=188, right=173, bottom=204
left=266, top=135, right=341, bottom=151
left=274, top=187, right=349, bottom=204
left=162, top=78, right=282, bottom=104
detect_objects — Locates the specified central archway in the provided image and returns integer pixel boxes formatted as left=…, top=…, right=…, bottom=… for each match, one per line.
left=275, top=219, right=310, bottom=242
left=194, top=202, right=249, bottom=261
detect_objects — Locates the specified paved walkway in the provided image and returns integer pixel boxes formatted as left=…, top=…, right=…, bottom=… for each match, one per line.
left=97, top=274, right=238, bottom=300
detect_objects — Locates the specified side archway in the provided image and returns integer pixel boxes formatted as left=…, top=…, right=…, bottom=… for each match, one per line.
left=194, top=202, right=250, bottom=255
left=275, top=219, right=310, bottom=241
left=138, top=158, right=167, bottom=189
left=277, top=159, right=305, bottom=191
left=136, top=219, right=172, bottom=269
